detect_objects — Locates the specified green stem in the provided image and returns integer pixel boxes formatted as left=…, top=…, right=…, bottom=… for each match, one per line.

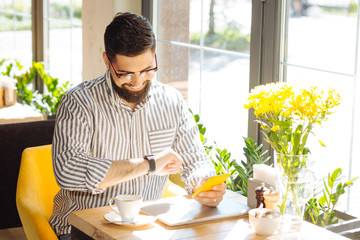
left=222, top=161, right=235, bottom=191
left=227, top=170, right=236, bottom=191
left=324, top=186, right=335, bottom=226
left=280, top=181, right=290, bottom=215
left=280, top=174, right=303, bottom=217
left=291, top=184, right=301, bottom=216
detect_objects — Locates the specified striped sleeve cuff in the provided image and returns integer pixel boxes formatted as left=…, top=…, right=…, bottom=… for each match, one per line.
left=85, top=157, right=113, bottom=194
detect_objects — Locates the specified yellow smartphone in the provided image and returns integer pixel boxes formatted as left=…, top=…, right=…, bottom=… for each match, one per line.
left=192, top=173, right=230, bottom=197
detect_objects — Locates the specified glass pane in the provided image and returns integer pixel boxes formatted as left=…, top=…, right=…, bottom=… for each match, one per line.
left=202, top=0, right=251, bottom=53
left=200, top=51, right=249, bottom=160
left=0, top=13, right=14, bottom=32
left=286, top=66, right=355, bottom=213
left=0, top=0, right=32, bottom=74
left=286, top=0, right=357, bottom=74
left=48, top=21, right=72, bottom=85
left=0, top=0, right=14, bottom=11
left=45, top=0, right=82, bottom=86
left=0, top=15, right=31, bottom=68
left=283, top=0, right=360, bottom=217
left=157, top=0, right=252, bottom=164
left=13, top=15, right=32, bottom=67
left=157, top=42, right=201, bottom=111
left=189, top=0, right=202, bottom=46
left=0, top=13, right=14, bottom=59
left=72, top=0, right=82, bottom=22
left=49, top=0, right=71, bottom=20
left=14, top=11, right=31, bottom=30
left=14, top=0, right=31, bottom=14
left=71, top=26, right=82, bottom=84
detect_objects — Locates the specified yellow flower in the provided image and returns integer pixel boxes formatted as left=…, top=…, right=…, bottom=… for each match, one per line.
left=271, top=125, right=280, bottom=131
left=244, top=82, right=294, bottom=117
left=245, top=82, right=341, bottom=155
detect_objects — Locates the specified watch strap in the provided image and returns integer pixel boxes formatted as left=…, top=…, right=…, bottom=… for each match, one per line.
left=144, top=154, right=156, bottom=175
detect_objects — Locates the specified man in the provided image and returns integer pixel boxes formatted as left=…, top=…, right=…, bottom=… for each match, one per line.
left=50, top=12, right=226, bottom=239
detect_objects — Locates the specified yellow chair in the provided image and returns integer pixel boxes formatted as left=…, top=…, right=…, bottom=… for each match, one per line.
left=16, top=144, right=186, bottom=239
left=162, top=173, right=187, bottom=198
left=16, top=144, right=59, bottom=240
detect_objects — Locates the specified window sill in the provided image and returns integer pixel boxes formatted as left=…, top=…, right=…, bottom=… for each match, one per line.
left=0, top=103, right=44, bottom=124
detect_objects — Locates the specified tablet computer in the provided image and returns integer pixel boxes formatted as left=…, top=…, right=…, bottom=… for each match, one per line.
left=140, top=194, right=250, bottom=226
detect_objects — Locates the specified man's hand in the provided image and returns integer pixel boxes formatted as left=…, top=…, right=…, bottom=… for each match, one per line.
left=193, top=178, right=227, bottom=207
left=154, top=148, right=183, bottom=175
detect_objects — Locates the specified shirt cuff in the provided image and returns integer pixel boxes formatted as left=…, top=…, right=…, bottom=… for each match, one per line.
left=84, top=157, right=113, bottom=194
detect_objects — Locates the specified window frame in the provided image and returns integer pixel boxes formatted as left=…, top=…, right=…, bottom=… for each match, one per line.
left=32, top=0, right=44, bottom=92
left=249, top=0, right=284, bottom=164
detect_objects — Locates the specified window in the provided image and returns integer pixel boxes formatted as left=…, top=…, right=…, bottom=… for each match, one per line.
left=0, top=0, right=32, bottom=69
left=44, top=0, right=82, bottom=86
left=155, top=0, right=252, bottom=159
left=154, top=0, right=360, bottom=217
left=0, top=0, right=82, bottom=87
left=280, top=0, right=359, bottom=216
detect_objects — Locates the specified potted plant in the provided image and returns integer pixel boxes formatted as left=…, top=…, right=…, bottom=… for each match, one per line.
left=191, top=110, right=270, bottom=196
left=305, top=168, right=358, bottom=227
left=1, top=59, right=70, bottom=118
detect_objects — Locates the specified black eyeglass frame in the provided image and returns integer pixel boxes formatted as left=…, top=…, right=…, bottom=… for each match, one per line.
left=107, top=54, right=158, bottom=79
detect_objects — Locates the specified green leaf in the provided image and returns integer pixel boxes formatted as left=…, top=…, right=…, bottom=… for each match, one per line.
left=220, top=149, right=227, bottom=158
left=215, top=164, right=223, bottom=174
left=327, top=173, right=334, bottom=189
left=266, top=118, right=292, bottom=128
left=331, top=168, right=342, bottom=182
left=292, top=132, right=301, bottom=154
left=330, top=192, right=338, bottom=205
left=200, top=134, right=205, bottom=143
left=317, top=138, right=326, bottom=147
left=319, top=195, right=327, bottom=206
left=194, top=114, right=199, bottom=123
left=223, top=153, right=231, bottom=162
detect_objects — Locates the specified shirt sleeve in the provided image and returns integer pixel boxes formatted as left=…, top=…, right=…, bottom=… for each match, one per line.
left=52, top=92, right=112, bottom=194
left=172, top=96, right=216, bottom=194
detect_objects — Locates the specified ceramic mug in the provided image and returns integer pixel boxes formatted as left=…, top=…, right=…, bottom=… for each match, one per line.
left=108, top=194, right=143, bottom=223
left=249, top=208, right=281, bottom=235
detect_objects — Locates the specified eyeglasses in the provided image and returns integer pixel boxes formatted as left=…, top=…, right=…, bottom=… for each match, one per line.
left=108, top=54, right=158, bottom=81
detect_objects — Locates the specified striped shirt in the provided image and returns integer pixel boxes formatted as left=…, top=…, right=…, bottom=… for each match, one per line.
left=49, top=70, right=215, bottom=235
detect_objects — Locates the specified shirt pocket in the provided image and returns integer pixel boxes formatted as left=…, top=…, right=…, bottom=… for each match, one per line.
left=148, top=127, right=176, bottom=155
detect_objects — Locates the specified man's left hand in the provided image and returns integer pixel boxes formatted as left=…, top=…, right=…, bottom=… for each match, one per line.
left=193, top=182, right=227, bottom=207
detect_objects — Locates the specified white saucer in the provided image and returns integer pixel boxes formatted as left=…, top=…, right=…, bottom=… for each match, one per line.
left=104, top=211, right=157, bottom=227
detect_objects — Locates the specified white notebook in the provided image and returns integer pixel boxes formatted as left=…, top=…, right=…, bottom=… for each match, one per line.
left=140, top=195, right=250, bottom=226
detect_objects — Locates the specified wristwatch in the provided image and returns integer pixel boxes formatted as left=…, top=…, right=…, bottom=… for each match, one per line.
left=144, top=154, right=156, bottom=175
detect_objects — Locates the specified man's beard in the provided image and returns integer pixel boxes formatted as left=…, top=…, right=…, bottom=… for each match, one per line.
left=110, top=75, right=151, bottom=103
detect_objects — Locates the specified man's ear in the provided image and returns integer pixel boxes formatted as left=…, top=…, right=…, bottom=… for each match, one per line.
left=102, top=51, right=109, bottom=69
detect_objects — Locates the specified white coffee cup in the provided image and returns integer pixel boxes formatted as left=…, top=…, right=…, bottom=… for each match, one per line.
left=108, top=194, right=143, bottom=223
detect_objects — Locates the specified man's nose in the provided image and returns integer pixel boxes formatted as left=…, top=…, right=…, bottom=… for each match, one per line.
left=131, top=73, right=143, bottom=87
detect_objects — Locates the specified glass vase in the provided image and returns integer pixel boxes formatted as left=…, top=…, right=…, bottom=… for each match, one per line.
left=275, top=153, right=314, bottom=233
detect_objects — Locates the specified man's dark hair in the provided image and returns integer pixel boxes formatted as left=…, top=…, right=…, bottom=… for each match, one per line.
left=104, top=12, right=156, bottom=60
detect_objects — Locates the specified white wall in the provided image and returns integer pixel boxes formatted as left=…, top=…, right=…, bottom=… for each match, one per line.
left=82, top=0, right=142, bottom=81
